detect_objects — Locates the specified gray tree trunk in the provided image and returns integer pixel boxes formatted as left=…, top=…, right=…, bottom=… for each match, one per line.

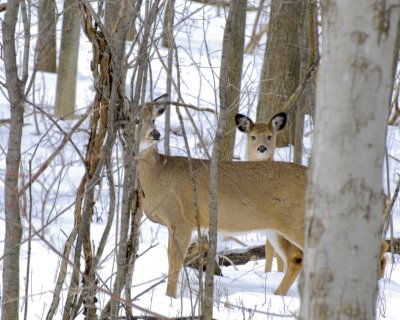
left=54, top=0, right=80, bottom=119
left=162, top=0, right=175, bottom=155
left=293, top=0, right=318, bottom=164
left=202, top=68, right=230, bottom=320
left=105, top=0, right=119, bottom=32
left=162, top=0, right=175, bottom=48
left=1, top=0, right=26, bottom=319
left=256, top=0, right=301, bottom=147
left=299, top=1, right=400, bottom=319
left=37, top=0, right=57, bottom=72
left=219, top=0, right=247, bottom=161
left=203, top=2, right=248, bottom=314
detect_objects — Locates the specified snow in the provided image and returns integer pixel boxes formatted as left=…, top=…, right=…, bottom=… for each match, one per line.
left=0, top=1, right=400, bottom=319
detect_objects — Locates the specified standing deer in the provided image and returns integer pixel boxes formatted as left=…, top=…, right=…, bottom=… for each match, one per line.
left=136, top=95, right=306, bottom=297
left=235, top=113, right=303, bottom=275
left=234, top=113, right=389, bottom=281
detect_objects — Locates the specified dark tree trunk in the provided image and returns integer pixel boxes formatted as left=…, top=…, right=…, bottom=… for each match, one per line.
left=256, top=0, right=302, bottom=147
left=37, top=0, right=57, bottom=72
left=219, top=0, right=247, bottom=161
left=2, top=0, right=25, bottom=318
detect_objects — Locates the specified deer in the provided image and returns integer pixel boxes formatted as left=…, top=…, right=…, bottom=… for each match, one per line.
left=136, top=94, right=307, bottom=298
left=235, top=113, right=389, bottom=281
left=235, top=113, right=303, bottom=275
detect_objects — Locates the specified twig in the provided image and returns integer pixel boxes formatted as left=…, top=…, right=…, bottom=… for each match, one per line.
left=151, top=42, right=212, bottom=159
left=191, top=0, right=258, bottom=10
left=0, top=118, right=11, bottom=125
left=245, top=24, right=268, bottom=54
left=0, top=201, right=75, bottom=262
left=147, top=99, right=216, bottom=114
left=23, top=160, right=33, bottom=320
left=282, top=58, right=319, bottom=115
left=221, top=300, right=297, bottom=318
left=131, top=277, right=167, bottom=301
left=20, top=0, right=30, bottom=90
left=223, top=236, right=247, bottom=247
left=136, top=243, right=159, bottom=258
left=244, top=0, right=267, bottom=54
left=46, top=227, right=79, bottom=320
left=383, top=174, right=400, bottom=237
left=21, top=104, right=91, bottom=192
left=218, top=255, right=238, bottom=271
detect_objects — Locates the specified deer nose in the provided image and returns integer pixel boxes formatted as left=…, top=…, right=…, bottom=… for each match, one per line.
left=258, top=145, right=267, bottom=153
left=151, top=129, right=161, bottom=141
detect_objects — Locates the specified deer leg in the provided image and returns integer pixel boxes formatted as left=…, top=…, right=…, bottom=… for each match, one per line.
left=264, top=240, right=274, bottom=272
left=268, top=234, right=303, bottom=296
left=380, top=240, right=389, bottom=278
left=265, top=236, right=285, bottom=273
left=166, top=226, right=192, bottom=298
left=276, top=254, right=285, bottom=272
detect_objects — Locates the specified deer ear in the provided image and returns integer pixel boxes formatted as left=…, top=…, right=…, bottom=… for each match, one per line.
left=235, top=114, right=254, bottom=133
left=152, top=94, right=168, bottom=118
left=270, top=112, right=287, bottom=132
left=154, top=93, right=168, bottom=103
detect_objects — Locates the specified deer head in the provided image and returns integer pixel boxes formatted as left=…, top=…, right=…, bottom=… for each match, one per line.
left=235, top=112, right=287, bottom=161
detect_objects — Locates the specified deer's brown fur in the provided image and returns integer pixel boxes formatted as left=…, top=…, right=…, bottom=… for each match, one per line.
left=137, top=98, right=306, bottom=297
left=236, top=113, right=303, bottom=276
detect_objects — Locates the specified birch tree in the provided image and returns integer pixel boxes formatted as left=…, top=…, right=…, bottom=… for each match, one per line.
left=300, top=1, right=400, bottom=319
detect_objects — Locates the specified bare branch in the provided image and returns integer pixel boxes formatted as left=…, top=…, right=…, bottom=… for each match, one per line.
left=21, top=104, right=91, bottom=192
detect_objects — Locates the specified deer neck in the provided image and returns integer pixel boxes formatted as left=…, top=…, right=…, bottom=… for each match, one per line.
left=137, top=146, right=166, bottom=188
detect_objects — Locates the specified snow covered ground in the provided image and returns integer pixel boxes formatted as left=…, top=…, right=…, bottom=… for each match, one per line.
left=0, top=1, right=400, bottom=319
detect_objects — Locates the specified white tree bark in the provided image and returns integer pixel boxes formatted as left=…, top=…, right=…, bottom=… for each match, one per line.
left=300, top=1, right=400, bottom=319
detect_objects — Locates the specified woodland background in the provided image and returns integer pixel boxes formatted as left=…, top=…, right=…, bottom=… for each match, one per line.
left=1, top=0, right=400, bottom=319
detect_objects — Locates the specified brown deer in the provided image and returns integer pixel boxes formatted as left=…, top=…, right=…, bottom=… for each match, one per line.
left=136, top=95, right=306, bottom=297
left=235, top=113, right=303, bottom=275
left=235, top=112, right=287, bottom=162
left=234, top=113, right=389, bottom=281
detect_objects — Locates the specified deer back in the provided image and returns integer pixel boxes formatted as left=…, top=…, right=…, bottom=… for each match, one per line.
left=138, top=150, right=306, bottom=249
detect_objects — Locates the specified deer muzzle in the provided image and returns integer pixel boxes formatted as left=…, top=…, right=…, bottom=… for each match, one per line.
left=258, top=145, right=267, bottom=153
left=151, top=129, right=161, bottom=141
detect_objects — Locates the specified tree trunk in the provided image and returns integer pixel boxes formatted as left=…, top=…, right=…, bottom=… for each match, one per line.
left=203, top=3, right=247, bottom=315
left=36, top=0, right=57, bottom=72
left=299, top=1, right=400, bottom=319
left=54, top=0, right=80, bottom=119
left=162, top=0, right=175, bottom=155
left=108, top=0, right=160, bottom=317
left=2, top=0, right=25, bottom=318
left=256, top=0, right=301, bottom=147
left=162, top=0, right=175, bottom=48
left=219, top=0, right=247, bottom=161
left=202, top=73, right=230, bottom=320
left=293, top=0, right=318, bottom=164
left=105, top=0, right=119, bottom=32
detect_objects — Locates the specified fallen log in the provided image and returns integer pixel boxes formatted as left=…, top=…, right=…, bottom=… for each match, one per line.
left=184, top=237, right=266, bottom=275
left=184, top=238, right=399, bottom=276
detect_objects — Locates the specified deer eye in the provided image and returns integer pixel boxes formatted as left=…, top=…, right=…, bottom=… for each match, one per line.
left=267, top=135, right=272, bottom=140
left=251, top=136, right=256, bottom=141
